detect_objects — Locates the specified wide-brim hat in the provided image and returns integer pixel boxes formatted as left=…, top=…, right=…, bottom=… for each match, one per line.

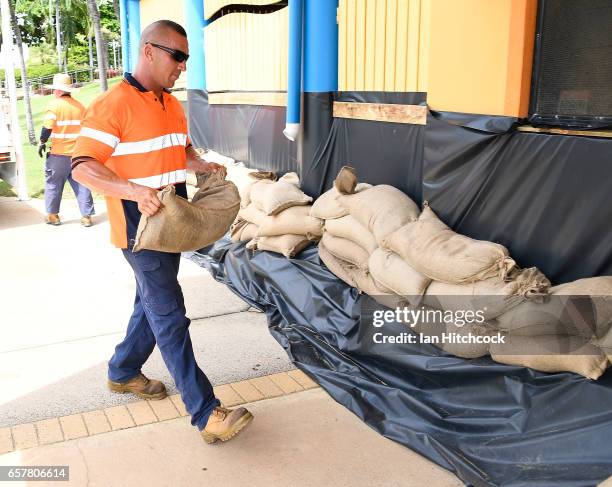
left=45, top=73, right=75, bottom=92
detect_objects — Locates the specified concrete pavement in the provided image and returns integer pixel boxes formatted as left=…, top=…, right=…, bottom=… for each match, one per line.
left=0, top=196, right=293, bottom=426
left=0, top=195, right=466, bottom=486
left=0, top=388, right=463, bottom=487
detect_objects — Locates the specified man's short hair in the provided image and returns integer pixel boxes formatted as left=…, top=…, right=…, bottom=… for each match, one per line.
left=140, top=20, right=187, bottom=48
left=152, top=19, right=187, bottom=37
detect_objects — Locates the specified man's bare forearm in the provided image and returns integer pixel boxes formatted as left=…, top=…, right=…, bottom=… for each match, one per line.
left=72, top=158, right=162, bottom=216
left=72, top=158, right=142, bottom=201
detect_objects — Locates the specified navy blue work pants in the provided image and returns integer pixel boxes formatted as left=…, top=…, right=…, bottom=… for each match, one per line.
left=108, top=249, right=220, bottom=430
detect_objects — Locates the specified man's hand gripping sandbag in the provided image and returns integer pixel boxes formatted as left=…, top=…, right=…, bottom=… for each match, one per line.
left=133, top=168, right=240, bottom=252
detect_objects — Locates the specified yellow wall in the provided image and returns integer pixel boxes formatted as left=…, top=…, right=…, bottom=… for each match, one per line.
left=205, top=0, right=280, bottom=20
left=425, top=0, right=536, bottom=116
left=139, top=0, right=188, bottom=89
left=338, top=0, right=537, bottom=117
left=338, top=0, right=427, bottom=93
left=204, top=8, right=288, bottom=92
left=139, top=0, right=186, bottom=33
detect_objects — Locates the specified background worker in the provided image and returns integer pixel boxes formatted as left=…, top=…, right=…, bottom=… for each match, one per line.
left=71, top=20, right=253, bottom=444
left=39, top=73, right=95, bottom=226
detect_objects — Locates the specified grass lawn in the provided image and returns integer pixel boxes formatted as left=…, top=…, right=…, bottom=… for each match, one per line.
left=0, top=77, right=122, bottom=198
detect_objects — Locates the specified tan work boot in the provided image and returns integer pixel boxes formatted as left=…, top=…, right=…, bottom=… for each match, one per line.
left=107, top=373, right=167, bottom=400
left=80, top=216, right=93, bottom=227
left=201, top=406, right=253, bottom=444
left=46, top=213, right=61, bottom=226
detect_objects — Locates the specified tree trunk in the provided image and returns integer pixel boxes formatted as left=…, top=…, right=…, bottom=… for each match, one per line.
left=113, top=0, right=119, bottom=20
left=86, top=0, right=107, bottom=91
left=8, top=0, right=36, bottom=145
left=88, top=32, right=94, bottom=81
left=55, top=0, right=62, bottom=70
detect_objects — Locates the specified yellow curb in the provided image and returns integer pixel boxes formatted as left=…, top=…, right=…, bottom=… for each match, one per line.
left=2, top=370, right=319, bottom=453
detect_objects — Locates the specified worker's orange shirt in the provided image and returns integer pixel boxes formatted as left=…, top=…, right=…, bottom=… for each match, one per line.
left=43, top=95, right=85, bottom=156
left=73, top=74, right=190, bottom=249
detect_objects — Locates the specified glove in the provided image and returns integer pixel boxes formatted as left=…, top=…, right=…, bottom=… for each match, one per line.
left=38, top=143, right=46, bottom=158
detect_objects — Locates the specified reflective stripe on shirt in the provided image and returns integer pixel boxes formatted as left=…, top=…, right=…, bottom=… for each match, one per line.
left=128, top=169, right=187, bottom=189
left=112, top=133, right=188, bottom=157
left=79, top=127, right=120, bottom=149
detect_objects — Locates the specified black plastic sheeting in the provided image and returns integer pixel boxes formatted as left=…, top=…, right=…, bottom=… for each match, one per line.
left=185, top=88, right=612, bottom=283
left=188, top=239, right=612, bottom=487
left=423, top=111, right=612, bottom=285
left=301, top=91, right=426, bottom=202
left=186, top=90, right=298, bottom=173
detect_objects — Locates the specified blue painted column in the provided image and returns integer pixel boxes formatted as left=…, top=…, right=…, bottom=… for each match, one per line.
left=284, top=0, right=304, bottom=141
left=184, top=0, right=207, bottom=90
left=126, top=0, right=141, bottom=73
left=119, top=0, right=130, bottom=72
left=303, top=0, right=338, bottom=92
left=300, top=0, right=339, bottom=197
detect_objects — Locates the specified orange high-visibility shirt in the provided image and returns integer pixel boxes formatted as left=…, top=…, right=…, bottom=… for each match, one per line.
left=73, top=74, right=191, bottom=249
left=42, top=95, right=85, bottom=156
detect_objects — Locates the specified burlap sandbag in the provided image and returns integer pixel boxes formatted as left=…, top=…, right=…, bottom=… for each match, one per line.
left=333, top=166, right=357, bottom=195
left=230, top=218, right=259, bottom=242
left=206, top=160, right=257, bottom=207
left=422, top=267, right=550, bottom=320
left=383, top=204, right=516, bottom=284
left=249, top=234, right=311, bottom=258
left=368, top=249, right=432, bottom=305
left=408, top=310, right=498, bottom=359
left=239, top=176, right=275, bottom=208
left=496, top=276, right=612, bottom=338
left=195, top=148, right=234, bottom=166
left=257, top=205, right=323, bottom=239
left=338, top=185, right=420, bottom=243
left=490, top=335, right=609, bottom=380
left=237, top=203, right=267, bottom=227
left=134, top=173, right=240, bottom=252
left=310, top=183, right=372, bottom=220
left=321, top=232, right=370, bottom=270
left=324, top=215, right=377, bottom=254
left=250, top=178, right=313, bottom=215
left=278, top=172, right=300, bottom=186
left=318, top=242, right=393, bottom=297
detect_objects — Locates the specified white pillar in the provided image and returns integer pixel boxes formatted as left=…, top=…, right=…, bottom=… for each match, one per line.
left=1, top=0, right=29, bottom=200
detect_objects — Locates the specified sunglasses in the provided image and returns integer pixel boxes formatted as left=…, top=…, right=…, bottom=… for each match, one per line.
left=146, top=42, right=190, bottom=63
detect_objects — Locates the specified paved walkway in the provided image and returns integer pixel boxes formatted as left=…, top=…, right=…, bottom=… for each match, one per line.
left=0, top=196, right=465, bottom=486
left=0, top=376, right=463, bottom=487
left=0, top=197, right=293, bottom=426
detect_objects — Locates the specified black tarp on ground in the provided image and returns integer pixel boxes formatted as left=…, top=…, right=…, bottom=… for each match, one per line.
left=186, top=90, right=298, bottom=173
left=423, top=112, right=612, bottom=285
left=188, top=239, right=612, bottom=487
left=301, top=91, right=426, bottom=202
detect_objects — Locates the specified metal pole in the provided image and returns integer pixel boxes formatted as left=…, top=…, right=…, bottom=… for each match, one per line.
left=1, top=0, right=29, bottom=200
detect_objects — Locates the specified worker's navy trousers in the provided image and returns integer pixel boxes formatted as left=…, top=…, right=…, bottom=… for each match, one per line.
left=44, top=154, right=94, bottom=216
left=108, top=249, right=220, bottom=430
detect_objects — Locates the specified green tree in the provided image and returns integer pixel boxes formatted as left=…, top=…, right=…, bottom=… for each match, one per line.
left=8, top=0, right=36, bottom=144
left=86, top=0, right=107, bottom=91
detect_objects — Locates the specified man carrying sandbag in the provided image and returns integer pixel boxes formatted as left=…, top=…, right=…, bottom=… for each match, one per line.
left=72, top=20, right=253, bottom=444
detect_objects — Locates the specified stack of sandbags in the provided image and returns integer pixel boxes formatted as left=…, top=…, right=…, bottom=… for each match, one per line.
left=312, top=168, right=396, bottom=296
left=315, top=168, right=431, bottom=306
left=192, top=147, right=278, bottom=207
left=231, top=173, right=322, bottom=258
left=377, top=201, right=612, bottom=378
left=488, top=276, right=612, bottom=379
